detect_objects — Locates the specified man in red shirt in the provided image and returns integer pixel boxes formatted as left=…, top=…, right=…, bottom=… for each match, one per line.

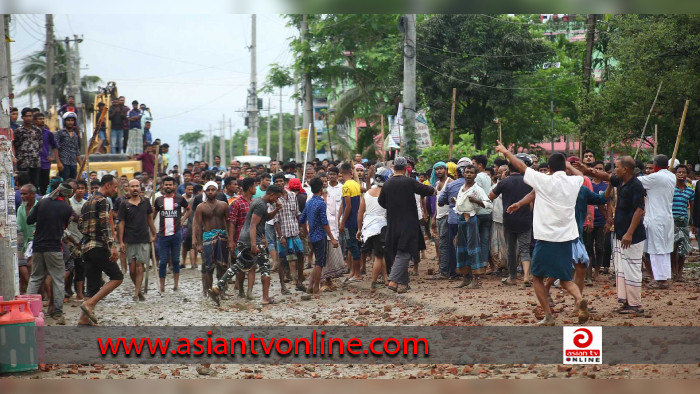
left=228, top=177, right=256, bottom=299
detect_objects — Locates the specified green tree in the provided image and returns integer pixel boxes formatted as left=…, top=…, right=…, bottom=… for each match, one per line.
left=284, top=14, right=404, bottom=157
left=417, top=14, right=554, bottom=149
left=586, top=15, right=700, bottom=161
left=179, top=130, right=205, bottom=161
left=16, top=43, right=102, bottom=110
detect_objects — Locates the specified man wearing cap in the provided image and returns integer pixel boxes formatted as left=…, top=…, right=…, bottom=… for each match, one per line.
left=430, top=161, right=452, bottom=279
left=26, top=183, right=75, bottom=324
left=638, top=155, right=676, bottom=289
left=274, top=177, right=307, bottom=292
left=379, top=157, right=435, bottom=293
left=437, top=157, right=471, bottom=280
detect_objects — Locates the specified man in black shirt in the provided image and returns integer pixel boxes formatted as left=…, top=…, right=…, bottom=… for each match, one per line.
left=26, top=183, right=74, bottom=324
left=118, top=179, right=157, bottom=301
left=586, top=156, right=646, bottom=315
left=378, top=157, right=435, bottom=293
left=489, top=153, right=534, bottom=286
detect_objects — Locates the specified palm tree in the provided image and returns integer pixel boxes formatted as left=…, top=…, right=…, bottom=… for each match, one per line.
left=16, top=41, right=102, bottom=110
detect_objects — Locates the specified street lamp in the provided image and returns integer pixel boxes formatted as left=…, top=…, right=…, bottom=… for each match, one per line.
left=542, top=62, right=560, bottom=154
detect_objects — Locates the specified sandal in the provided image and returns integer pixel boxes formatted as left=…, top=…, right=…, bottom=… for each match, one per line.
left=387, top=285, right=398, bottom=292
left=80, top=303, right=99, bottom=324
left=619, top=306, right=645, bottom=316
left=281, top=288, right=291, bottom=295
left=262, top=299, right=277, bottom=305
left=523, top=280, right=532, bottom=288
left=501, top=278, right=517, bottom=286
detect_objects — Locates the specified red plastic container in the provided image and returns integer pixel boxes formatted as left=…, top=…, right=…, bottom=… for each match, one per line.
left=0, top=300, right=35, bottom=324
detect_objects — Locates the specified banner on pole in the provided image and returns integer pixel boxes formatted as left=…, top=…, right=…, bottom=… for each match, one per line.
left=246, top=136, right=258, bottom=155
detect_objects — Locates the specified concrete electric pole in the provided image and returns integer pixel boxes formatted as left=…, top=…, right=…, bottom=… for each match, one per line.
left=248, top=14, right=259, bottom=153
left=220, top=114, right=226, bottom=167
left=45, top=14, right=55, bottom=111
left=401, top=14, right=417, bottom=159
left=293, top=72, right=301, bottom=163
left=301, top=14, right=315, bottom=161
left=278, top=87, right=283, bottom=161
left=0, top=15, right=18, bottom=299
left=266, top=97, right=271, bottom=157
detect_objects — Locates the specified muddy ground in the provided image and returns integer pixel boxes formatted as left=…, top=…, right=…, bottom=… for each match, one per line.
left=7, top=242, right=700, bottom=379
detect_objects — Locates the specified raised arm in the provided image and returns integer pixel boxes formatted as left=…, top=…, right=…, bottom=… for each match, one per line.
left=494, top=140, right=527, bottom=174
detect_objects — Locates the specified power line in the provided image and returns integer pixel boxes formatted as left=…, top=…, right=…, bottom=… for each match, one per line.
left=15, top=16, right=43, bottom=42
left=84, top=37, right=249, bottom=74
left=416, top=59, right=547, bottom=90
left=417, top=42, right=550, bottom=58
left=155, top=89, right=238, bottom=121
left=477, top=14, right=537, bottom=26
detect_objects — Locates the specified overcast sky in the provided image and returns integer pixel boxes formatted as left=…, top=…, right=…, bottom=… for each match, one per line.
left=9, top=14, right=298, bottom=155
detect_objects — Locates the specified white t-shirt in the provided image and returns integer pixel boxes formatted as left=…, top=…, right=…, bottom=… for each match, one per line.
left=435, top=178, right=451, bottom=219
left=523, top=168, right=582, bottom=242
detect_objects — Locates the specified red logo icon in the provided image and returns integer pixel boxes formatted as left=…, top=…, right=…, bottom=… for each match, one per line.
left=573, top=328, right=593, bottom=348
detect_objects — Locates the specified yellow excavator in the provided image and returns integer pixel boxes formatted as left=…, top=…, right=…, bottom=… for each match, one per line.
left=49, top=81, right=143, bottom=179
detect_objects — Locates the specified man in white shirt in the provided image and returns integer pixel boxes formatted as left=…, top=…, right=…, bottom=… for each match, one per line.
left=495, top=141, right=589, bottom=326
left=639, top=155, right=676, bottom=288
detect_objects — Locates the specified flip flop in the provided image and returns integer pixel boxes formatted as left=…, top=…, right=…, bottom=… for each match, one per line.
left=80, top=303, right=98, bottom=324
left=262, top=298, right=277, bottom=305
left=387, top=285, right=398, bottom=292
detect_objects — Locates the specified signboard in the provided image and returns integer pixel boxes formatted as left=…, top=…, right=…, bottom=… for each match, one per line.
left=386, top=109, right=433, bottom=150
left=415, top=110, right=433, bottom=149
left=246, top=136, right=258, bottom=155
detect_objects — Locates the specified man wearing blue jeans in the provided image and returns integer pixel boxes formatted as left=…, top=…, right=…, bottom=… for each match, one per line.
left=108, top=96, right=128, bottom=154
left=153, top=176, right=191, bottom=292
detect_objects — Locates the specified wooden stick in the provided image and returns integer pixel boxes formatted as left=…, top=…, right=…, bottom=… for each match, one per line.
left=448, top=88, right=456, bottom=159
left=670, top=99, right=690, bottom=166
left=498, top=121, right=503, bottom=157
left=634, top=80, right=663, bottom=159
left=653, top=124, right=658, bottom=156
left=77, top=107, right=108, bottom=178
left=380, top=115, right=385, bottom=161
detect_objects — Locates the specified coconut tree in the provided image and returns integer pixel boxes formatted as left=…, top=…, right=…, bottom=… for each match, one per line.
left=16, top=41, right=102, bottom=110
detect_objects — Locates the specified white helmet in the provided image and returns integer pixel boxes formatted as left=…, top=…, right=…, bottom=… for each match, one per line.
left=62, top=111, right=77, bottom=120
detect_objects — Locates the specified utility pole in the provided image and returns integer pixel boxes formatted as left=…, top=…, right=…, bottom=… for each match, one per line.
left=293, top=72, right=301, bottom=163
left=64, top=38, right=72, bottom=97
left=71, top=35, right=87, bottom=149
left=266, top=97, right=271, bottom=157
left=580, top=14, right=597, bottom=157
left=301, top=14, right=315, bottom=160
left=0, top=16, right=18, bottom=299
left=278, top=87, right=283, bottom=161
left=45, top=14, right=55, bottom=111
left=208, top=124, right=213, bottom=165
left=4, top=15, right=12, bottom=106
left=220, top=114, right=226, bottom=167
left=401, top=14, right=417, bottom=158
left=229, top=118, right=233, bottom=160
left=247, top=14, right=259, bottom=153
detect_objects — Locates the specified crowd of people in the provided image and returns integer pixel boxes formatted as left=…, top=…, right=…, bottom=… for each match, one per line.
left=12, top=108, right=700, bottom=326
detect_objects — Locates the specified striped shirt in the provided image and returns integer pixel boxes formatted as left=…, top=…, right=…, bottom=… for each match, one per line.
left=154, top=194, right=189, bottom=236
left=672, top=185, right=695, bottom=219
left=79, top=192, right=116, bottom=254
left=228, top=197, right=250, bottom=243
left=277, top=191, right=301, bottom=237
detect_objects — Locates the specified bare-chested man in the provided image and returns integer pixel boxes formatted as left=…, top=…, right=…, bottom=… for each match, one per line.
left=194, top=181, right=230, bottom=298
left=209, top=185, right=285, bottom=306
